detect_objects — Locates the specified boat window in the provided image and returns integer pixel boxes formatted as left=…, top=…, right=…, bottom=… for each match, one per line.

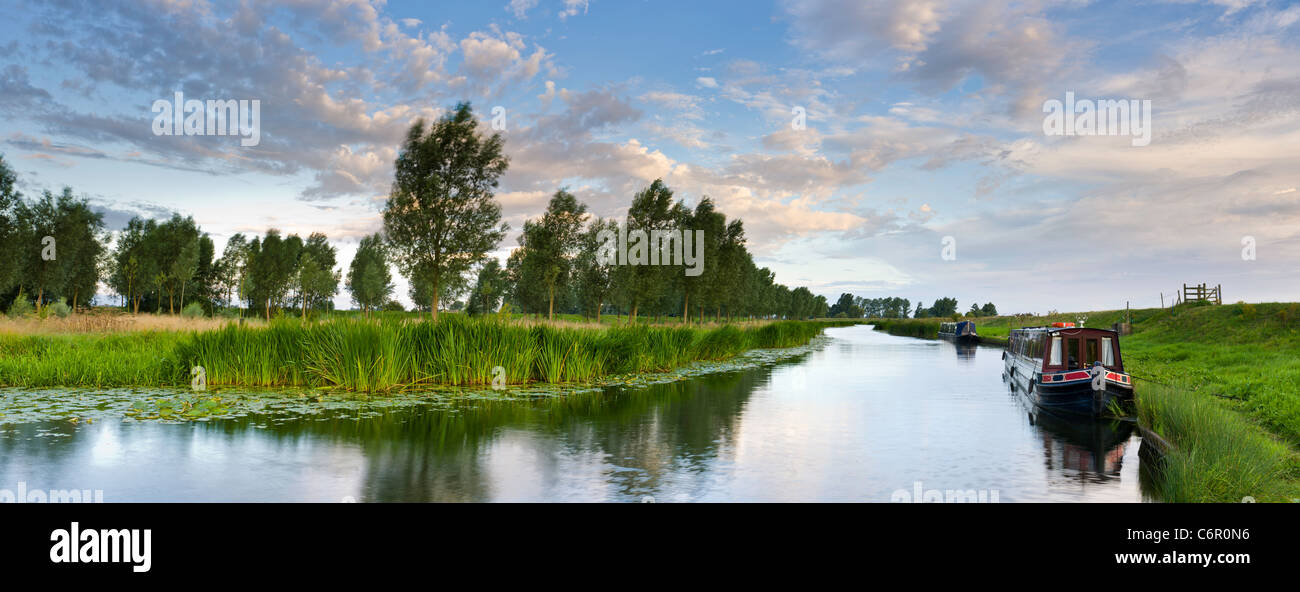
left=1034, top=334, right=1044, bottom=358
left=1086, top=339, right=1101, bottom=366
left=1102, top=337, right=1114, bottom=366
left=1066, top=338, right=1081, bottom=369
left=1049, top=337, right=1062, bottom=366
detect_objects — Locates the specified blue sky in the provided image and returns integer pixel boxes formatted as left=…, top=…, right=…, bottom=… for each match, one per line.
left=2, top=0, right=1299, bottom=313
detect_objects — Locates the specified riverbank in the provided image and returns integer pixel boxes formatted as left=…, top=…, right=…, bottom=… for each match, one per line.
left=870, top=304, right=1300, bottom=502
left=0, top=316, right=858, bottom=392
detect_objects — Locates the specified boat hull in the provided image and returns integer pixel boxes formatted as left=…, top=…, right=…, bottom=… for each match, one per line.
left=1004, top=353, right=1133, bottom=416
left=938, top=333, right=980, bottom=345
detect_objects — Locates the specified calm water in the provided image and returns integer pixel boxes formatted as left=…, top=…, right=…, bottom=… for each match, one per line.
left=0, top=325, right=1151, bottom=502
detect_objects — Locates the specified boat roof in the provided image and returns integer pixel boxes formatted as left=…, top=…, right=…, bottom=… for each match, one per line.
left=1010, top=326, right=1119, bottom=336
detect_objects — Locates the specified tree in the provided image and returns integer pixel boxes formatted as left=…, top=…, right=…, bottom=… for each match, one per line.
left=684, top=197, right=722, bottom=323
left=613, top=179, right=684, bottom=322
left=504, top=245, right=546, bottom=315
left=829, top=293, right=858, bottom=318
left=520, top=189, right=587, bottom=319
left=60, top=197, right=107, bottom=313
left=299, top=232, right=340, bottom=315
left=346, top=233, right=393, bottom=315
left=981, top=302, right=998, bottom=317
left=466, top=259, right=506, bottom=316
left=147, top=214, right=202, bottom=314
left=247, top=229, right=300, bottom=320
left=968, top=302, right=982, bottom=317
left=382, top=103, right=509, bottom=320
left=295, top=250, right=339, bottom=318
left=574, top=217, right=618, bottom=322
left=109, top=217, right=156, bottom=314
left=0, top=154, right=23, bottom=299
left=214, top=234, right=250, bottom=312
left=929, top=297, right=958, bottom=317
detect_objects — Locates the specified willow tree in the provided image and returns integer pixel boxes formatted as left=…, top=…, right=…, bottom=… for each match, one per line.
left=383, top=103, right=508, bottom=320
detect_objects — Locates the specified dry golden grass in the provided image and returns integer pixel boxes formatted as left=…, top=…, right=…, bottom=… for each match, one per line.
left=0, top=311, right=260, bottom=335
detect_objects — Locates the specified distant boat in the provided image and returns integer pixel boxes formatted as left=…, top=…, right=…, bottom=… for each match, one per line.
left=938, top=321, right=979, bottom=344
left=1004, top=326, right=1134, bottom=416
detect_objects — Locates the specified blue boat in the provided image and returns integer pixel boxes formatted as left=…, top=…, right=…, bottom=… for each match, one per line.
left=938, top=321, right=979, bottom=344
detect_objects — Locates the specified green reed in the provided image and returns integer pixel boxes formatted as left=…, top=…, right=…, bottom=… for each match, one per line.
left=1, top=317, right=853, bottom=392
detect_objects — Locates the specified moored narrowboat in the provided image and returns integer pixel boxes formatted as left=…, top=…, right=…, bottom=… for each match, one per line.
left=939, top=321, right=979, bottom=344
left=1003, top=326, right=1134, bottom=416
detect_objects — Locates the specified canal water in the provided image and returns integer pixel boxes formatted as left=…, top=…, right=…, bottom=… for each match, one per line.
left=0, top=325, right=1151, bottom=502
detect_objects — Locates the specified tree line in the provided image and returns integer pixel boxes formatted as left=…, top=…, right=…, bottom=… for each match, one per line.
left=827, top=294, right=997, bottom=319
left=1, top=103, right=834, bottom=322
left=370, top=102, right=830, bottom=323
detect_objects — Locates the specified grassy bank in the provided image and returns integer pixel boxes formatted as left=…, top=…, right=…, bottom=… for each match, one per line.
left=0, top=316, right=854, bottom=392
left=870, top=304, right=1300, bottom=501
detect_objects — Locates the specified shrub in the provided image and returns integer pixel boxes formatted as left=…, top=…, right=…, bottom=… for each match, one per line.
left=6, top=289, right=34, bottom=318
left=1235, top=301, right=1257, bottom=321
left=48, top=298, right=72, bottom=318
left=181, top=302, right=206, bottom=318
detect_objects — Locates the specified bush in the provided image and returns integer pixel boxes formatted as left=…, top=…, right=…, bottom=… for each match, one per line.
left=181, top=302, right=206, bottom=318
left=1235, top=301, right=1257, bottom=321
left=6, top=289, right=34, bottom=318
left=48, top=298, right=72, bottom=318
left=380, top=300, right=405, bottom=312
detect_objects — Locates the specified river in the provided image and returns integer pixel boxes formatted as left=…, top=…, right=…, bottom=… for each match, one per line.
left=0, top=325, right=1153, bottom=502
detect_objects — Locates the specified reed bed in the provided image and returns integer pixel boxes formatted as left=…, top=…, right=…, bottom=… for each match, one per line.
left=1, top=316, right=849, bottom=392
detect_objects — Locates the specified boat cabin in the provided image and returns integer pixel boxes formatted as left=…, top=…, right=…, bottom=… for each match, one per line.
left=1008, top=327, right=1124, bottom=373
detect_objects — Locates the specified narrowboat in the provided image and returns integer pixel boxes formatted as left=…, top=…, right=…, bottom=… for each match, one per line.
left=939, top=321, right=979, bottom=344
left=1003, top=324, right=1134, bottom=416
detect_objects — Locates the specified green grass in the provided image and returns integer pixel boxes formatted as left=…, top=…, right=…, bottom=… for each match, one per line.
left=0, top=317, right=856, bottom=392
left=871, top=303, right=1300, bottom=502
left=0, top=331, right=186, bottom=387
left=1138, top=383, right=1300, bottom=502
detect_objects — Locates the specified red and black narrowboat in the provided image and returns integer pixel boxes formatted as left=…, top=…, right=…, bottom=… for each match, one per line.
left=1003, top=323, right=1134, bottom=416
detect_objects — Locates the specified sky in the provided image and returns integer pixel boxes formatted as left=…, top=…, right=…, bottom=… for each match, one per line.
left=1, top=0, right=1299, bottom=313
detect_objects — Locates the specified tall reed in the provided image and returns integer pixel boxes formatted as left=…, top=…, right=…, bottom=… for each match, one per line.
left=4, top=316, right=853, bottom=392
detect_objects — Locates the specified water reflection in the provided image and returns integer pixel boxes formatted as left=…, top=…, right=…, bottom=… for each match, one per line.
left=1030, top=409, right=1134, bottom=481
left=0, top=326, right=1151, bottom=502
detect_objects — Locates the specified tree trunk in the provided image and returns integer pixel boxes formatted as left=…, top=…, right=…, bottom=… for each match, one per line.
left=548, top=284, right=554, bottom=320
left=596, top=301, right=602, bottom=324
left=72, top=288, right=79, bottom=314
left=683, top=292, right=689, bottom=324
left=630, top=304, right=637, bottom=324
left=265, top=299, right=270, bottom=321
left=430, top=276, right=439, bottom=321
left=36, top=288, right=43, bottom=314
